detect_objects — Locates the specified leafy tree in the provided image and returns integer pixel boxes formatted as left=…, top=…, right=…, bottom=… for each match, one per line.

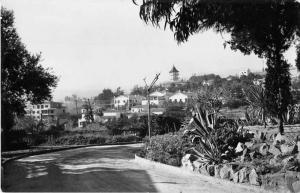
left=82, top=100, right=94, bottom=123
left=94, top=88, right=114, bottom=106
left=114, top=86, right=125, bottom=96
left=1, top=8, right=58, bottom=135
left=136, top=0, right=300, bottom=134
left=131, top=85, right=147, bottom=96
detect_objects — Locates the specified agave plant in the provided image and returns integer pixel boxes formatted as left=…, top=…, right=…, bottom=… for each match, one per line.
left=183, top=104, right=222, bottom=165
left=244, top=85, right=267, bottom=127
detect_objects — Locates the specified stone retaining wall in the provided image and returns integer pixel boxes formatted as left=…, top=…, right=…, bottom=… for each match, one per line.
left=135, top=155, right=275, bottom=193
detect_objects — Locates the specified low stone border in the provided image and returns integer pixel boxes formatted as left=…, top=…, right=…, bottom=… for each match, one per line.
left=2, top=142, right=142, bottom=165
left=135, top=155, right=275, bottom=193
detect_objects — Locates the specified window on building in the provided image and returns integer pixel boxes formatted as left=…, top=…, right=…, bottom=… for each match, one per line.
left=45, top=105, right=48, bottom=108
left=37, top=105, right=40, bottom=109
left=37, top=111, right=40, bottom=114
left=50, top=110, right=54, bottom=114
left=41, top=105, right=44, bottom=108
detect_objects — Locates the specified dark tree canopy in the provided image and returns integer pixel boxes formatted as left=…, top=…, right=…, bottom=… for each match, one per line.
left=131, top=85, right=147, bottom=96
left=114, top=87, right=125, bottom=96
left=1, top=7, right=58, bottom=131
left=136, top=0, right=300, bottom=133
left=94, top=88, right=114, bottom=104
left=137, top=0, right=299, bottom=49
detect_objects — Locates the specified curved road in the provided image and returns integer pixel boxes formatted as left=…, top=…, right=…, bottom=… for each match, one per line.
left=2, top=144, right=265, bottom=192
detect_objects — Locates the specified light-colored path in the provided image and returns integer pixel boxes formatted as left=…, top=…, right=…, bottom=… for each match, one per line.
left=2, top=144, right=265, bottom=192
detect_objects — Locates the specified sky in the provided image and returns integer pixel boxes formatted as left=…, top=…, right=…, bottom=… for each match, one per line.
left=3, top=0, right=297, bottom=101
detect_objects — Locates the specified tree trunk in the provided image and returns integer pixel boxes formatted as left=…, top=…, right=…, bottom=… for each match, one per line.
left=262, top=109, right=266, bottom=129
left=279, top=115, right=284, bottom=135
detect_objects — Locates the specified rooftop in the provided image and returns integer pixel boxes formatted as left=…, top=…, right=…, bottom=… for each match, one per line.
left=169, top=65, right=179, bottom=73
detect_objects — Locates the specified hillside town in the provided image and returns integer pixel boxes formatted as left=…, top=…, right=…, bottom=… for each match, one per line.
left=23, top=65, right=300, bottom=130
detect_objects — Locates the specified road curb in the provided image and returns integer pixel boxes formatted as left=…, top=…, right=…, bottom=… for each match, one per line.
left=134, top=155, right=274, bottom=193
left=2, top=142, right=142, bottom=165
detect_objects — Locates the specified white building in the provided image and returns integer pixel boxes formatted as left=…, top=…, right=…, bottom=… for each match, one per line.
left=130, top=105, right=144, bottom=113
left=141, top=91, right=169, bottom=106
left=78, top=108, right=91, bottom=127
left=78, top=107, right=103, bottom=127
left=25, top=101, right=66, bottom=120
left=169, top=92, right=188, bottom=103
left=202, top=79, right=214, bottom=86
left=239, top=69, right=250, bottom=77
left=101, top=111, right=122, bottom=123
left=151, top=108, right=165, bottom=115
left=169, top=92, right=194, bottom=103
left=114, top=95, right=143, bottom=109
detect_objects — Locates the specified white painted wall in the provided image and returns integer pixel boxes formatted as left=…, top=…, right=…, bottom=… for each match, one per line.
left=169, top=93, right=188, bottom=103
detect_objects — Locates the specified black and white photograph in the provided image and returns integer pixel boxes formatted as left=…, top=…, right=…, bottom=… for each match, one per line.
left=1, top=0, right=300, bottom=192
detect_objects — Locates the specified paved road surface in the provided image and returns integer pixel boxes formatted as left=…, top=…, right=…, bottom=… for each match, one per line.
left=2, top=144, right=266, bottom=192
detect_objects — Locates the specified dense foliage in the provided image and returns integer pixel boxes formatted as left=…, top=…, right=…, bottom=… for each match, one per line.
left=54, top=133, right=140, bottom=145
left=105, top=114, right=182, bottom=137
left=212, top=119, right=251, bottom=157
left=244, top=85, right=267, bottom=126
left=1, top=7, right=58, bottom=134
left=140, top=132, right=191, bottom=166
left=94, top=88, right=114, bottom=107
left=182, top=104, right=253, bottom=165
left=136, top=0, right=300, bottom=133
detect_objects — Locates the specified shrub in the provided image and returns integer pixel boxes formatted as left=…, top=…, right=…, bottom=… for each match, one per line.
left=183, top=106, right=222, bottom=165
left=142, top=132, right=191, bottom=167
left=212, top=120, right=251, bottom=156
left=53, top=133, right=140, bottom=145
left=183, top=106, right=253, bottom=164
left=111, top=135, right=141, bottom=143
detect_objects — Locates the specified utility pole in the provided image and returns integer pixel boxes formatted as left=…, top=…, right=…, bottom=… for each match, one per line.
left=144, top=73, right=160, bottom=142
left=75, top=99, right=78, bottom=116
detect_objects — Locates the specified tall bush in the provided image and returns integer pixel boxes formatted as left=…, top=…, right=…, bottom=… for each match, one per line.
left=142, top=132, right=191, bottom=166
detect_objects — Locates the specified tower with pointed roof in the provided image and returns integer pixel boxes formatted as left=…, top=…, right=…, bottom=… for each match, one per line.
left=169, top=65, right=179, bottom=81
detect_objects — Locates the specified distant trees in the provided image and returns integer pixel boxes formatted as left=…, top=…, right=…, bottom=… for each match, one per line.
left=82, top=100, right=94, bottom=123
left=94, top=88, right=114, bottom=107
left=189, top=74, right=223, bottom=86
left=114, top=87, right=124, bottom=96
left=136, top=0, right=300, bottom=133
left=1, top=8, right=58, bottom=136
left=131, top=85, right=147, bottom=96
